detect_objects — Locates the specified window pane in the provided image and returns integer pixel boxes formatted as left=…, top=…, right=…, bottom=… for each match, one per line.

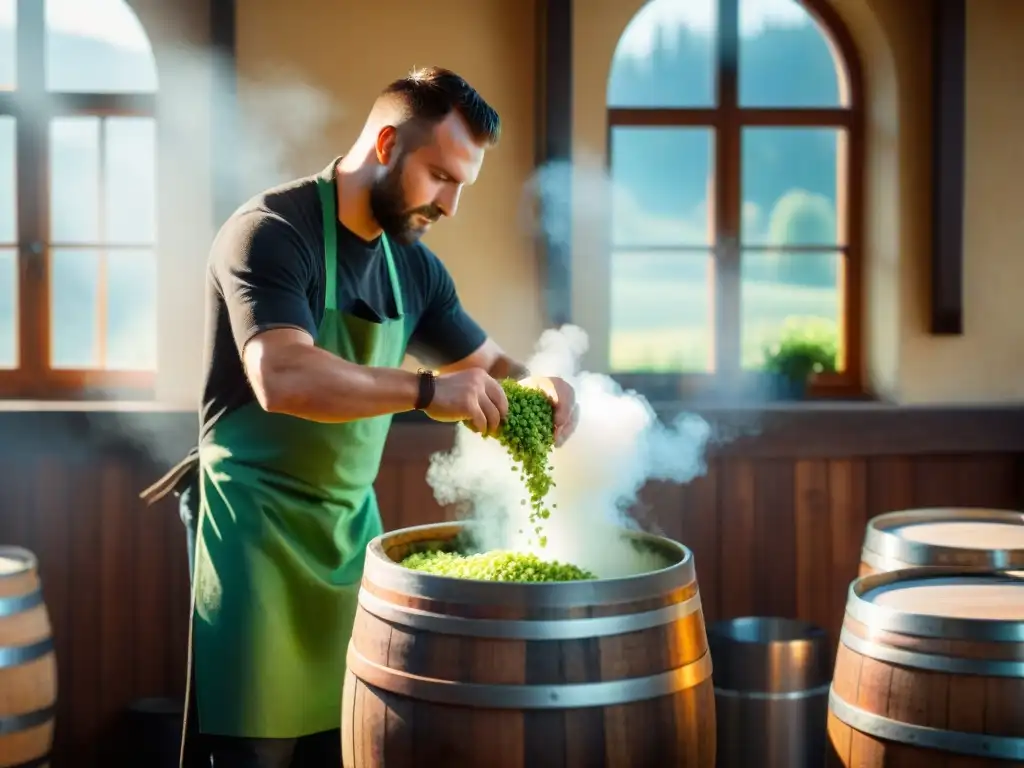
left=50, top=248, right=100, bottom=369
left=106, top=249, right=156, bottom=370
left=738, top=0, right=845, bottom=107
left=0, top=116, right=14, bottom=242
left=611, top=127, right=714, bottom=247
left=0, top=0, right=14, bottom=91
left=610, top=250, right=713, bottom=373
left=50, top=117, right=100, bottom=243
left=45, top=0, right=158, bottom=93
left=608, top=0, right=716, bottom=108
left=741, top=249, right=842, bottom=371
left=105, top=118, right=156, bottom=244
left=0, top=247, right=15, bottom=368
left=741, top=127, right=844, bottom=247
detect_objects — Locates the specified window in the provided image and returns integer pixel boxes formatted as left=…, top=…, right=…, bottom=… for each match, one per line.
left=606, top=0, right=862, bottom=398
left=0, top=0, right=158, bottom=399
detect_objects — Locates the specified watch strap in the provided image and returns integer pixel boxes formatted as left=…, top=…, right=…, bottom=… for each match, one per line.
left=415, top=369, right=436, bottom=410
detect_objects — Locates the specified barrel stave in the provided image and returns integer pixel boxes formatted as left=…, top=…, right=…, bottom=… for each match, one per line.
left=350, top=593, right=709, bottom=687
left=344, top=670, right=715, bottom=768
left=344, top=522, right=716, bottom=767
left=0, top=547, right=57, bottom=768
left=828, top=569, right=1024, bottom=767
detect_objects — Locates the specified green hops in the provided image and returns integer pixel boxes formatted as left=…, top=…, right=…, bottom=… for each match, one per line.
left=490, top=378, right=556, bottom=547
left=400, top=550, right=595, bottom=582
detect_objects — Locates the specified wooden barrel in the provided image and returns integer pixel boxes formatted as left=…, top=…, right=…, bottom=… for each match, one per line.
left=341, top=521, right=716, bottom=767
left=826, top=567, right=1024, bottom=766
left=0, top=546, right=57, bottom=768
left=859, top=507, right=1024, bottom=576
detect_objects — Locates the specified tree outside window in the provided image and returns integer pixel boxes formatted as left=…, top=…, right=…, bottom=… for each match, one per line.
left=605, top=0, right=862, bottom=397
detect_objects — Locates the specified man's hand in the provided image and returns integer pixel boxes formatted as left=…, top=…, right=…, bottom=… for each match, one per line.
left=426, top=368, right=509, bottom=437
left=520, top=375, right=579, bottom=447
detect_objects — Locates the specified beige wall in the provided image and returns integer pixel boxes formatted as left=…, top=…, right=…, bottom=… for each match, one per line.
left=143, top=0, right=540, bottom=403
left=139, top=0, right=1022, bottom=406
left=571, top=0, right=1024, bottom=404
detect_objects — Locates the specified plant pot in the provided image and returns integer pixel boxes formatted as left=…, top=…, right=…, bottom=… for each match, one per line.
left=768, top=374, right=807, bottom=401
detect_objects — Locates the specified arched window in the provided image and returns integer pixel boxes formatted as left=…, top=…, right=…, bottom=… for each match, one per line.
left=606, top=0, right=862, bottom=397
left=0, top=0, right=158, bottom=399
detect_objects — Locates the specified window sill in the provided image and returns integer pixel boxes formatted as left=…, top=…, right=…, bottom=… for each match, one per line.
left=0, top=399, right=192, bottom=412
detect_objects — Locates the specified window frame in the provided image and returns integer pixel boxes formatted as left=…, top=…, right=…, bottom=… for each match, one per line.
left=605, top=0, right=865, bottom=402
left=0, top=0, right=158, bottom=400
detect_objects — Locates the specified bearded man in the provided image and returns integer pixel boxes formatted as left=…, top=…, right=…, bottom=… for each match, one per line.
left=166, top=67, right=578, bottom=767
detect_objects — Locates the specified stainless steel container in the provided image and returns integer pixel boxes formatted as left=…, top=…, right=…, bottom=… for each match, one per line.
left=708, top=616, right=831, bottom=768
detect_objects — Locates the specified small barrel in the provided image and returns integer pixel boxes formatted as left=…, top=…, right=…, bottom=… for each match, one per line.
left=708, top=617, right=831, bottom=768
left=0, top=546, right=58, bottom=768
left=342, top=521, right=717, bottom=767
left=859, top=507, right=1024, bottom=576
left=826, top=567, right=1024, bottom=766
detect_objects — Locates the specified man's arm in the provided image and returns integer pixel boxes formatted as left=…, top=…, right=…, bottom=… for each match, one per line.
left=216, top=214, right=506, bottom=432
left=408, top=247, right=530, bottom=380
left=437, top=337, right=530, bottom=381
left=408, top=249, right=578, bottom=444
left=215, top=214, right=421, bottom=422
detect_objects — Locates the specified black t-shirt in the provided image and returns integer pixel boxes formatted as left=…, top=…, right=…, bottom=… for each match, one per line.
left=199, top=160, right=488, bottom=439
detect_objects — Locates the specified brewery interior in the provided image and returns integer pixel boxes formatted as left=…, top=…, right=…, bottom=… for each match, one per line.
left=1, top=0, right=1022, bottom=766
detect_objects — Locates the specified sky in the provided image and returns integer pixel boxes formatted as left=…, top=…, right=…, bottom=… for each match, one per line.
left=0, top=0, right=817, bottom=59
left=616, top=0, right=813, bottom=57
left=0, top=0, right=151, bottom=51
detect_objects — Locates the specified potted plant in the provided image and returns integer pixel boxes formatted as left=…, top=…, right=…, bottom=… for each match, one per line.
left=760, top=318, right=838, bottom=400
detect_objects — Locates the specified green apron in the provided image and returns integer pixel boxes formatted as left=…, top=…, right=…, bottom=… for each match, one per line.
left=189, top=160, right=407, bottom=739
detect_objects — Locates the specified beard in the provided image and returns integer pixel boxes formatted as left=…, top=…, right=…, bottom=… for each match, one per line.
left=369, top=155, right=441, bottom=245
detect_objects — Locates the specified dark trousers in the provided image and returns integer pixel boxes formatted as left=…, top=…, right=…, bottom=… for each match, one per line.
left=179, top=482, right=342, bottom=768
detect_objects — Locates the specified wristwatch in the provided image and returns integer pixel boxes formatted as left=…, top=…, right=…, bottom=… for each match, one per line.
left=415, top=368, right=437, bottom=410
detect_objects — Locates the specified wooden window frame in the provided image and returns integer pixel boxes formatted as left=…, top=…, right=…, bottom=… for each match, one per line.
left=0, top=0, right=157, bottom=401
left=604, top=0, right=866, bottom=403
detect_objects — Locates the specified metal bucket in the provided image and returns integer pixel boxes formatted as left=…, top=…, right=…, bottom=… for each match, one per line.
left=708, top=616, right=831, bottom=768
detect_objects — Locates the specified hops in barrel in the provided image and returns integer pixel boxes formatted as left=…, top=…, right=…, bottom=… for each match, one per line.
left=400, top=549, right=595, bottom=582
left=399, top=378, right=595, bottom=582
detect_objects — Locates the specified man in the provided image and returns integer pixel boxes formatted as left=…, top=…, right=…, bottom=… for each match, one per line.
left=178, top=66, right=578, bottom=767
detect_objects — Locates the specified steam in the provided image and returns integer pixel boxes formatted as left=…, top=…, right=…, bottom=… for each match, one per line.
left=426, top=325, right=713, bottom=579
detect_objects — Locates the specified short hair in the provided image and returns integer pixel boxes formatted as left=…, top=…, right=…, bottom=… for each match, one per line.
left=377, top=66, right=501, bottom=148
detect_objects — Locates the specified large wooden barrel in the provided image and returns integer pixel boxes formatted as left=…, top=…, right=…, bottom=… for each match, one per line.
left=341, top=521, right=716, bottom=767
left=826, top=567, right=1024, bottom=766
left=859, top=507, right=1024, bottom=576
left=0, top=546, right=58, bottom=768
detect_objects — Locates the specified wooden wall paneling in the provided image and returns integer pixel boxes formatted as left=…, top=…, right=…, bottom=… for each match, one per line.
left=827, top=460, right=867, bottom=646
left=865, top=456, right=914, bottom=519
left=626, top=480, right=684, bottom=543
left=160, top=495, right=190, bottom=700
left=30, top=457, right=72, bottom=765
left=398, top=459, right=446, bottom=529
left=717, top=459, right=757, bottom=620
left=680, top=460, right=720, bottom=623
left=794, top=461, right=833, bottom=641
left=374, top=464, right=403, bottom=531
left=99, top=461, right=136, bottom=758
left=909, top=454, right=1019, bottom=509
left=132, top=458, right=171, bottom=701
left=68, top=457, right=103, bottom=766
left=752, top=459, right=797, bottom=620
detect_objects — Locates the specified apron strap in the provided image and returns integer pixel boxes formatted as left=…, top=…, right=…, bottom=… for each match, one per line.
left=380, top=234, right=404, bottom=318
left=316, top=159, right=405, bottom=320
left=316, top=170, right=339, bottom=313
